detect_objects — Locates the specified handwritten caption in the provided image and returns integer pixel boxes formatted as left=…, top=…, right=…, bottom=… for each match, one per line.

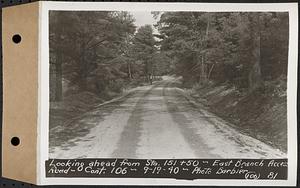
left=46, top=159, right=287, bottom=180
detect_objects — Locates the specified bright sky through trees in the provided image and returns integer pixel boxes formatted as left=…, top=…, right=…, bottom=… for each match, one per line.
left=129, top=11, right=159, bottom=34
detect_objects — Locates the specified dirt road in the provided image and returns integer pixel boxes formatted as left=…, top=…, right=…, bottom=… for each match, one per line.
left=49, top=77, right=285, bottom=159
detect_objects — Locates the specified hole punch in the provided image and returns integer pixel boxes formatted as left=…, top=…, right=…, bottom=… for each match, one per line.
left=11, top=137, right=20, bottom=146
left=12, top=34, right=22, bottom=44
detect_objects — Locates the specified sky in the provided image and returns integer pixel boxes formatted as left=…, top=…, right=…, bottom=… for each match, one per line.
left=129, top=11, right=159, bottom=34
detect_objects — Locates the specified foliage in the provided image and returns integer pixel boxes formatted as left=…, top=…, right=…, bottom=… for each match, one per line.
left=130, top=25, right=157, bottom=81
left=50, top=11, right=289, bottom=102
left=50, top=11, right=136, bottom=101
left=156, top=12, right=289, bottom=90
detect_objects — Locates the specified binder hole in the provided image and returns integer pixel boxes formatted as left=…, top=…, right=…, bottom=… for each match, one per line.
left=11, top=137, right=20, bottom=146
left=12, top=34, right=21, bottom=44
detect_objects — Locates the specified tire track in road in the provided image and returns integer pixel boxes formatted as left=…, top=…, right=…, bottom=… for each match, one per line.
left=111, top=82, right=163, bottom=158
left=163, top=80, right=219, bottom=158
left=136, top=81, right=197, bottom=158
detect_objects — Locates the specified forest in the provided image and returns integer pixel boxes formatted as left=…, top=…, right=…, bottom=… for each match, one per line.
left=50, top=11, right=288, bottom=100
left=155, top=12, right=288, bottom=90
left=49, top=11, right=289, bottom=151
left=50, top=11, right=169, bottom=102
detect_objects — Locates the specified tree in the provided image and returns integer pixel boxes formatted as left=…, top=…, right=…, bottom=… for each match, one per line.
left=156, top=11, right=289, bottom=90
left=248, top=13, right=263, bottom=91
left=49, top=11, right=136, bottom=100
left=49, top=11, right=64, bottom=101
left=157, top=12, right=218, bottom=86
left=131, top=25, right=157, bottom=83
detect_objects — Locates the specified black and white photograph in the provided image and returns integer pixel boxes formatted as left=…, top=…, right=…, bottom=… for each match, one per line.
left=48, top=9, right=290, bottom=159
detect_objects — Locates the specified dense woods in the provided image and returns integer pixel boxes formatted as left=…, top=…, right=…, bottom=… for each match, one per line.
left=156, top=12, right=288, bottom=90
left=50, top=11, right=171, bottom=101
left=50, top=11, right=135, bottom=101
left=50, top=11, right=288, bottom=151
left=153, top=11, right=288, bottom=151
left=50, top=11, right=288, bottom=100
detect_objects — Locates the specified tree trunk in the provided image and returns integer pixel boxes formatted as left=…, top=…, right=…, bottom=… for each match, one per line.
left=54, top=16, right=63, bottom=102
left=207, top=63, right=215, bottom=80
left=248, top=13, right=263, bottom=91
left=199, top=13, right=210, bottom=84
left=55, top=52, right=63, bottom=101
left=201, top=55, right=206, bottom=83
left=206, top=13, right=210, bottom=37
left=128, top=62, right=132, bottom=79
left=204, top=14, right=210, bottom=83
left=145, top=60, right=152, bottom=84
left=79, top=40, right=87, bottom=91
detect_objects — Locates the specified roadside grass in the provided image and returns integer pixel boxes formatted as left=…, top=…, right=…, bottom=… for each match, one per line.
left=49, top=78, right=161, bottom=131
left=186, top=77, right=287, bottom=153
left=49, top=92, right=104, bottom=130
